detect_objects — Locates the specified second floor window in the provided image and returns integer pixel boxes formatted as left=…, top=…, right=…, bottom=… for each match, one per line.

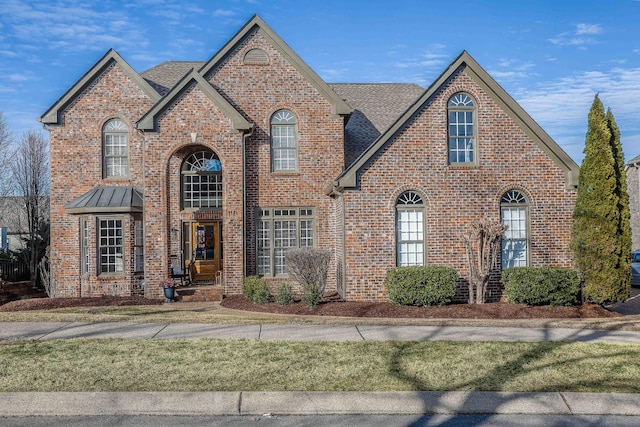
left=271, top=110, right=297, bottom=172
left=103, top=119, right=129, bottom=178
left=447, top=93, right=476, bottom=164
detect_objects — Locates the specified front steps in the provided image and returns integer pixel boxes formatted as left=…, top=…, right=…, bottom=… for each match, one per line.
left=175, top=285, right=224, bottom=302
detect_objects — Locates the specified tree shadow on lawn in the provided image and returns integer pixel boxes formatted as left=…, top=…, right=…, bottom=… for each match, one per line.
left=385, top=327, right=640, bottom=427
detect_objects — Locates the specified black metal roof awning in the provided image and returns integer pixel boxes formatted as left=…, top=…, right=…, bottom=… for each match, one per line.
left=64, top=186, right=143, bottom=214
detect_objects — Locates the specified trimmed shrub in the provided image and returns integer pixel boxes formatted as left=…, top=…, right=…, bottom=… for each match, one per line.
left=385, top=266, right=458, bottom=306
left=502, top=267, right=581, bottom=306
left=275, top=283, right=294, bottom=306
left=301, top=284, right=321, bottom=307
left=242, top=276, right=270, bottom=304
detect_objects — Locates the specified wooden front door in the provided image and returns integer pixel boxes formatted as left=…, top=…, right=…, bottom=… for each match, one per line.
left=183, top=221, right=222, bottom=281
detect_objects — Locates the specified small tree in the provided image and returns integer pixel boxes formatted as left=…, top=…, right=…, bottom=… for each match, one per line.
left=285, top=247, right=331, bottom=306
left=463, top=219, right=506, bottom=304
left=571, top=96, right=630, bottom=303
left=9, top=130, right=50, bottom=286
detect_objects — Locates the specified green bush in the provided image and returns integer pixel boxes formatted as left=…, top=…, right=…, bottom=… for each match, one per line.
left=242, top=276, right=271, bottom=304
left=384, top=266, right=458, bottom=306
left=502, top=267, right=581, bottom=306
left=301, top=284, right=321, bottom=307
left=275, top=283, right=294, bottom=306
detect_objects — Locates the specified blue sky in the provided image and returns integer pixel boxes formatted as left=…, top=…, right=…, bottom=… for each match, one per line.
left=0, top=0, right=639, bottom=163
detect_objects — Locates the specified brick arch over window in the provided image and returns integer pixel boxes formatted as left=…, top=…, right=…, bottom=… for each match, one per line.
left=181, top=149, right=222, bottom=209
left=500, top=189, right=529, bottom=269
left=396, top=190, right=426, bottom=267
left=103, top=118, right=129, bottom=178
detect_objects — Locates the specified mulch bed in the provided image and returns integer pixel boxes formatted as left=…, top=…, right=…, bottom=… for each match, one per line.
left=220, top=294, right=620, bottom=319
left=0, top=280, right=621, bottom=319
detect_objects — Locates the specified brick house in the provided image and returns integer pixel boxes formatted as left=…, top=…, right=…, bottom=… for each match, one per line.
left=39, top=15, right=578, bottom=302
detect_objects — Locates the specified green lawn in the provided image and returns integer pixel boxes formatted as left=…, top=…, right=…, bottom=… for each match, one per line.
left=1, top=339, right=639, bottom=393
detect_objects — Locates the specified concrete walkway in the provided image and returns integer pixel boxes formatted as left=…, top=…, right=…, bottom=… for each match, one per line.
left=1, top=321, right=640, bottom=417
left=1, top=391, right=639, bottom=417
left=2, top=321, right=640, bottom=343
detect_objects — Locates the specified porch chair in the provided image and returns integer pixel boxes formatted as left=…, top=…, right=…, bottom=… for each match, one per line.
left=169, top=254, right=188, bottom=286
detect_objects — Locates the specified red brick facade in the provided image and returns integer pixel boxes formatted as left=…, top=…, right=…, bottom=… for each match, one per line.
left=41, top=16, right=578, bottom=302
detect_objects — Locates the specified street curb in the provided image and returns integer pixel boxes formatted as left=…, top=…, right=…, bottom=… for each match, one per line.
left=0, top=391, right=639, bottom=416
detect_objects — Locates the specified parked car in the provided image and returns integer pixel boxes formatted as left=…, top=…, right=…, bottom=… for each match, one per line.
left=633, top=250, right=640, bottom=287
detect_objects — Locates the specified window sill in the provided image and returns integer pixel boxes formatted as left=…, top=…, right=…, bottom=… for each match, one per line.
left=97, top=273, right=125, bottom=279
left=271, top=171, right=300, bottom=176
left=448, top=163, right=479, bottom=169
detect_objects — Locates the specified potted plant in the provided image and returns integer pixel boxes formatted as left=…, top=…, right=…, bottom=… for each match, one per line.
left=160, top=279, right=175, bottom=302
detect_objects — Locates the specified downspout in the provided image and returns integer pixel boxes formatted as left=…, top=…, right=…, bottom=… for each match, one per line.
left=135, top=128, right=146, bottom=297
left=327, top=181, right=347, bottom=300
left=242, top=124, right=255, bottom=279
left=40, top=122, right=54, bottom=295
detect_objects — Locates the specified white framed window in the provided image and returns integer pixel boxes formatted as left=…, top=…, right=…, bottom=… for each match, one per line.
left=81, top=218, right=89, bottom=274
left=257, top=207, right=314, bottom=276
left=447, top=93, right=476, bottom=164
left=134, top=219, right=144, bottom=273
left=501, top=190, right=529, bottom=268
left=103, top=119, right=129, bottom=178
left=98, top=218, right=124, bottom=274
left=271, top=110, right=297, bottom=172
left=396, top=191, right=425, bottom=266
left=182, top=150, right=222, bottom=209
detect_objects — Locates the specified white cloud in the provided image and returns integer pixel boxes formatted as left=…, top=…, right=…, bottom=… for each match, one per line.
left=576, top=23, right=602, bottom=35
left=515, top=66, right=640, bottom=162
left=549, top=23, right=603, bottom=47
left=212, top=9, right=236, bottom=17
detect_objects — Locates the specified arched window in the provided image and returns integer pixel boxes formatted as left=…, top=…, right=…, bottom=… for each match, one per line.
left=182, top=150, right=222, bottom=209
left=103, top=119, right=129, bottom=178
left=396, top=191, right=425, bottom=266
left=447, top=93, right=476, bottom=164
left=501, top=190, right=529, bottom=268
left=271, top=110, right=297, bottom=171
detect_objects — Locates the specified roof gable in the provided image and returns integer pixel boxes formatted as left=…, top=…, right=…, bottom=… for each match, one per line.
left=39, top=49, right=161, bottom=125
left=335, top=51, right=579, bottom=190
left=136, top=69, right=251, bottom=132
left=198, top=14, right=352, bottom=117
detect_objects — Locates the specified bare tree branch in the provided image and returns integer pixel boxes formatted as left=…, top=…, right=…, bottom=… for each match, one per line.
left=463, top=218, right=506, bottom=304
left=8, top=130, right=50, bottom=286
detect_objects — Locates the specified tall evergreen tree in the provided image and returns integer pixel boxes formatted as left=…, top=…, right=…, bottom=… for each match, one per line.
left=570, top=95, right=629, bottom=303
left=607, top=108, right=632, bottom=298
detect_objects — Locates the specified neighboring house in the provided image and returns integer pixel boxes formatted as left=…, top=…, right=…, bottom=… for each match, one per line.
left=0, top=196, right=33, bottom=253
left=39, top=15, right=578, bottom=301
left=628, top=155, right=640, bottom=250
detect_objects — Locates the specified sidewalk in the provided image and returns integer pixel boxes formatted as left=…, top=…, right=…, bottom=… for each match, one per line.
left=1, top=321, right=640, bottom=417
left=2, top=321, right=640, bottom=343
left=1, top=391, right=639, bottom=416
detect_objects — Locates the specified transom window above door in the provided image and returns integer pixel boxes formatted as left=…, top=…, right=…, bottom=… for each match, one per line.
left=182, top=150, right=222, bottom=209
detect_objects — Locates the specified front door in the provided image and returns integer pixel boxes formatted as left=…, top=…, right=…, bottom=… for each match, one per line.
left=183, top=221, right=222, bottom=281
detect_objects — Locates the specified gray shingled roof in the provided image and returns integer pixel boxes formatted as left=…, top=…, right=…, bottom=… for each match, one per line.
left=329, top=83, right=424, bottom=167
left=140, top=63, right=424, bottom=167
left=628, top=154, right=640, bottom=166
left=64, top=186, right=143, bottom=214
left=141, top=61, right=205, bottom=96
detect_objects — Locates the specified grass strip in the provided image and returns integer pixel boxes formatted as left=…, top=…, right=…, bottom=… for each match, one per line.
left=1, top=339, right=639, bottom=393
